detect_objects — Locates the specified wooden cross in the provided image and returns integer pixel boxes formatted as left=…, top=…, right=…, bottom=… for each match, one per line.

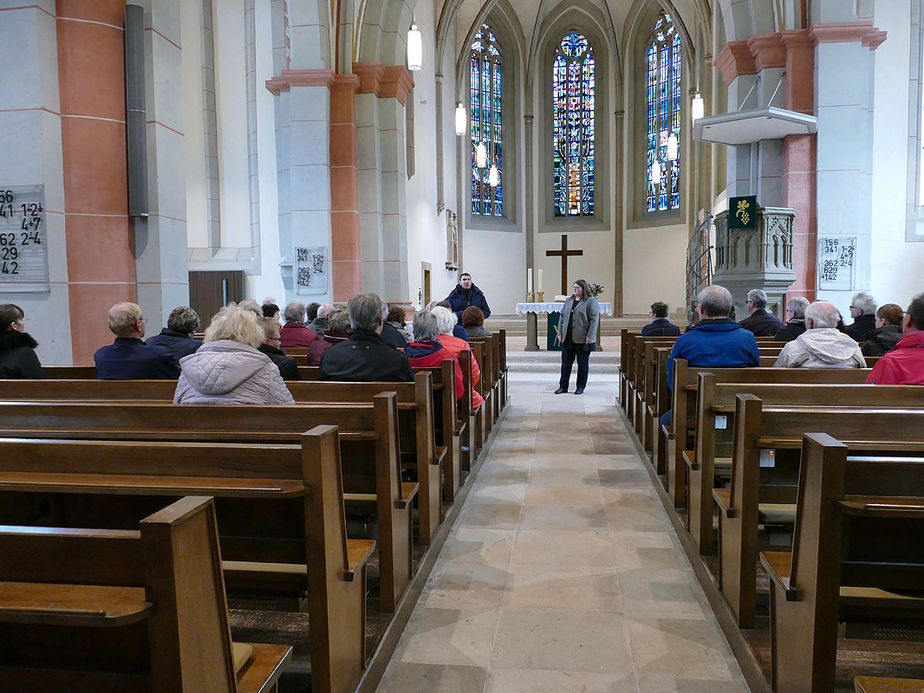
left=546, top=234, right=584, bottom=295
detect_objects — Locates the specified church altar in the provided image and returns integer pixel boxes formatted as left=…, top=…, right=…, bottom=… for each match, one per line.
left=515, top=301, right=613, bottom=351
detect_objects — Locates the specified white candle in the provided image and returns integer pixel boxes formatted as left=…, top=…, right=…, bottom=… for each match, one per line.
left=527, top=268, right=533, bottom=293
left=537, top=269, right=543, bottom=293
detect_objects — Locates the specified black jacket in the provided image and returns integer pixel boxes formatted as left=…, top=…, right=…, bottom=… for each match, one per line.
left=380, top=321, right=409, bottom=349
left=860, top=325, right=903, bottom=357
left=145, top=328, right=202, bottom=361
left=0, top=330, right=43, bottom=378
left=739, top=308, right=784, bottom=337
left=844, top=314, right=876, bottom=342
left=94, top=337, right=180, bottom=380
left=258, top=343, right=301, bottom=380
left=774, top=318, right=807, bottom=343
left=640, top=318, right=681, bottom=337
left=318, top=329, right=414, bottom=382
left=446, top=284, right=491, bottom=320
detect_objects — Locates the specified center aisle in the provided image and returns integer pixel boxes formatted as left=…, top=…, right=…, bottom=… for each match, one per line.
left=377, top=357, right=748, bottom=692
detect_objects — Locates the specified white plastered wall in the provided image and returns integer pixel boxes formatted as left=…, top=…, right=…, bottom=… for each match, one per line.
left=621, top=223, right=688, bottom=315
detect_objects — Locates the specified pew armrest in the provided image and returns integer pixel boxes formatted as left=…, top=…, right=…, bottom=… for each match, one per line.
left=839, top=496, right=924, bottom=518
left=235, top=643, right=293, bottom=693
left=398, top=481, right=420, bottom=509
left=344, top=539, right=376, bottom=581
left=0, top=581, right=150, bottom=626
left=433, top=446, right=447, bottom=467
left=713, top=488, right=734, bottom=518
left=759, top=550, right=797, bottom=601
left=682, top=450, right=696, bottom=470
left=855, top=676, right=924, bottom=693
left=660, top=424, right=673, bottom=439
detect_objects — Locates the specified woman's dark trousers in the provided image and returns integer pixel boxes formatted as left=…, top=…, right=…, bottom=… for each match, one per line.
left=559, top=343, right=590, bottom=391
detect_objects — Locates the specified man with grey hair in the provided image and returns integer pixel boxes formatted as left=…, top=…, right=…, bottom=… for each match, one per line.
left=845, top=291, right=878, bottom=341
left=318, top=293, right=414, bottom=382
left=94, top=302, right=180, bottom=380
left=774, top=296, right=811, bottom=342
left=662, top=286, right=760, bottom=426
left=774, top=301, right=865, bottom=368
left=280, top=301, right=317, bottom=348
left=145, top=306, right=203, bottom=360
left=739, top=288, right=784, bottom=336
left=308, top=303, right=334, bottom=336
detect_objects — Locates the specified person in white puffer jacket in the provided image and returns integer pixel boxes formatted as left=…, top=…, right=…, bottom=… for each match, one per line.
left=773, top=301, right=866, bottom=369
left=174, top=303, right=295, bottom=404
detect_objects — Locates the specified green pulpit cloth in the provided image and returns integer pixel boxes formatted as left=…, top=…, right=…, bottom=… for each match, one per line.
left=547, top=312, right=562, bottom=351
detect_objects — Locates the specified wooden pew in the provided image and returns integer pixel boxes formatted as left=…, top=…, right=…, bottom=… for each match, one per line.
left=496, top=329, right=508, bottom=409
left=0, top=397, right=413, bottom=613
left=0, top=495, right=293, bottom=693
left=690, top=380, right=924, bottom=556
left=39, top=366, right=97, bottom=378
left=760, top=433, right=924, bottom=693
left=415, top=360, right=466, bottom=499
left=856, top=677, right=924, bottom=693
left=282, top=346, right=310, bottom=359
left=0, top=429, right=370, bottom=693
left=470, top=340, right=490, bottom=447
left=717, top=396, right=924, bottom=629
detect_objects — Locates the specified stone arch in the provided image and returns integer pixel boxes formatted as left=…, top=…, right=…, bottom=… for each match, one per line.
left=287, top=0, right=333, bottom=69
left=713, top=0, right=776, bottom=42
left=357, top=0, right=415, bottom=65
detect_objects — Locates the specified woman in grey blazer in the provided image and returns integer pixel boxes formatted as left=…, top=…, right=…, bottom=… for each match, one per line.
left=555, top=279, right=600, bottom=394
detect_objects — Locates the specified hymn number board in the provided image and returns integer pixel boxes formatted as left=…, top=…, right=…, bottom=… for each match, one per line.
left=0, top=185, right=49, bottom=292
left=817, top=235, right=857, bottom=290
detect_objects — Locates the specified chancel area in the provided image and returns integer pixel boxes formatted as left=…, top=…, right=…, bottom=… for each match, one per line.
left=1, top=0, right=924, bottom=691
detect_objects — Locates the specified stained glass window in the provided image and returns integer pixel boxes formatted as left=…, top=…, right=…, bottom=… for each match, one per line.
left=470, top=23, right=503, bottom=216
left=553, top=32, right=595, bottom=216
left=646, top=12, right=681, bottom=212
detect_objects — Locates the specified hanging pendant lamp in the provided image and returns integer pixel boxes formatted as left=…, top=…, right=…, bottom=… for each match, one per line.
left=407, top=23, right=422, bottom=71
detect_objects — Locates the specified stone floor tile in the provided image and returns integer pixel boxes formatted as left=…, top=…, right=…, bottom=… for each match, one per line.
left=634, top=674, right=749, bottom=692
left=485, top=668, right=637, bottom=693
left=377, top=662, right=489, bottom=693
left=436, top=527, right=516, bottom=568
left=394, top=605, right=500, bottom=668
left=422, top=561, right=511, bottom=609
left=523, top=484, right=604, bottom=507
left=518, top=504, right=609, bottom=530
left=456, top=501, right=522, bottom=529
left=511, top=528, right=616, bottom=567
left=504, top=564, right=622, bottom=611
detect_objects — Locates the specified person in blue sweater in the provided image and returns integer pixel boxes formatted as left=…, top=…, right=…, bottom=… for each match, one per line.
left=446, top=273, right=491, bottom=321
left=661, top=285, right=760, bottom=427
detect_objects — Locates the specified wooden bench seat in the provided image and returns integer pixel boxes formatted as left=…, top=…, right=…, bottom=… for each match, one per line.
left=0, top=496, right=292, bottom=693
left=759, top=433, right=924, bottom=693
left=856, top=676, right=924, bottom=692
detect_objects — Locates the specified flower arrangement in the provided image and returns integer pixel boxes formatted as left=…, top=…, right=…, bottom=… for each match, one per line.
left=587, top=283, right=604, bottom=298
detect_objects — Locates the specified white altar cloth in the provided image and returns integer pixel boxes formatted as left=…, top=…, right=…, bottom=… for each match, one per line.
left=515, top=301, right=613, bottom=316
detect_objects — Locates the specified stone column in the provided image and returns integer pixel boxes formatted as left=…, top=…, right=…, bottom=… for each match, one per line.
left=330, top=73, right=362, bottom=300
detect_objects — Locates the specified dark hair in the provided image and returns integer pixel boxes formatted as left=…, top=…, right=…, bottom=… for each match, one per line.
left=907, top=293, right=924, bottom=330
left=261, top=303, right=280, bottom=318
left=572, top=279, right=592, bottom=299
left=0, top=304, right=25, bottom=331
left=650, top=302, right=668, bottom=318
left=166, top=306, right=200, bottom=334
left=306, top=302, right=321, bottom=322
left=876, top=303, right=903, bottom=327
left=461, top=306, right=485, bottom=327
left=460, top=273, right=471, bottom=279
left=386, top=306, right=406, bottom=325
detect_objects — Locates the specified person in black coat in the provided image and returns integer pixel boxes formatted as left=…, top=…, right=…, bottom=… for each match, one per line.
left=640, top=302, right=681, bottom=336
left=0, top=304, right=43, bottom=378
left=257, top=317, right=301, bottom=380
left=446, top=273, right=491, bottom=321
left=94, top=302, right=180, bottom=380
left=738, top=288, right=784, bottom=336
left=844, top=291, right=878, bottom=342
left=145, top=306, right=203, bottom=361
left=319, top=294, right=414, bottom=382
left=861, top=303, right=904, bottom=357
left=774, top=296, right=810, bottom=342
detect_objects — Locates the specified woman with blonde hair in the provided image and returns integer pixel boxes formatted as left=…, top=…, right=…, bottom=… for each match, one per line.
left=174, top=303, right=294, bottom=404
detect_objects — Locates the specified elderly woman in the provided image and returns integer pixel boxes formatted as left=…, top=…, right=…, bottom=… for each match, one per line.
left=174, top=304, right=294, bottom=404
left=0, top=303, right=43, bottom=378
left=404, top=310, right=463, bottom=401
left=861, top=303, right=904, bottom=357
left=308, top=309, right=351, bottom=365
left=432, top=305, right=482, bottom=409
left=145, top=306, right=203, bottom=360
left=555, top=279, right=600, bottom=395
left=257, top=316, right=301, bottom=381
left=461, top=306, right=491, bottom=339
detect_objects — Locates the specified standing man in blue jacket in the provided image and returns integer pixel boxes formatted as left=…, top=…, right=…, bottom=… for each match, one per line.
left=661, top=285, right=760, bottom=427
left=446, top=273, right=491, bottom=321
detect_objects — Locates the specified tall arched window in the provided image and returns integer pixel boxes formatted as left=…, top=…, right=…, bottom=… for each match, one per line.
left=470, top=23, right=503, bottom=216
left=553, top=32, right=595, bottom=216
left=646, top=12, right=681, bottom=212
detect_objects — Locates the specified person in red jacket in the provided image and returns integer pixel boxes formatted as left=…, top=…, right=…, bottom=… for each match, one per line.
left=279, top=302, right=318, bottom=348
left=866, top=292, right=924, bottom=385
left=404, top=310, right=463, bottom=401
left=308, top=309, right=351, bottom=365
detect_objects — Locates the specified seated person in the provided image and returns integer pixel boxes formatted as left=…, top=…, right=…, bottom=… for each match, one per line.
left=279, top=301, right=318, bottom=348
left=774, top=301, right=865, bottom=368
left=663, top=285, right=760, bottom=427
left=238, top=299, right=262, bottom=316
left=308, top=304, right=334, bottom=336
left=867, top=292, right=924, bottom=384
left=431, top=300, right=469, bottom=342
left=640, top=302, right=681, bottom=336
left=257, top=316, right=300, bottom=380
left=774, top=296, right=810, bottom=342
left=404, top=310, right=463, bottom=401
left=261, top=302, right=281, bottom=321
left=318, top=293, right=414, bottom=382
left=386, top=305, right=412, bottom=343
left=174, top=304, right=295, bottom=404
left=844, top=291, right=878, bottom=342
left=861, top=303, right=904, bottom=357
left=0, top=303, right=43, bottom=378
left=738, top=288, right=784, bottom=336
left=461, top=306, right=491, bottom=339
left=94, top=302, right=180, bottom=380
left=308, top=309, right=351, bottom=365
left=433, top=306, right=482, bottom=409
left=145, top=306, right=203, bottom=360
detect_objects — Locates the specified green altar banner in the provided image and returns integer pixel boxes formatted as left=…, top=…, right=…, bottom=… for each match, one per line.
left=547, top=312, right=562, bottom=351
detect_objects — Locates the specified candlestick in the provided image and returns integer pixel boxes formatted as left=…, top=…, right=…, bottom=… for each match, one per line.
left=527, top=268, right=533, bottom=294
left=537, top=268, right=543, bottom=293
